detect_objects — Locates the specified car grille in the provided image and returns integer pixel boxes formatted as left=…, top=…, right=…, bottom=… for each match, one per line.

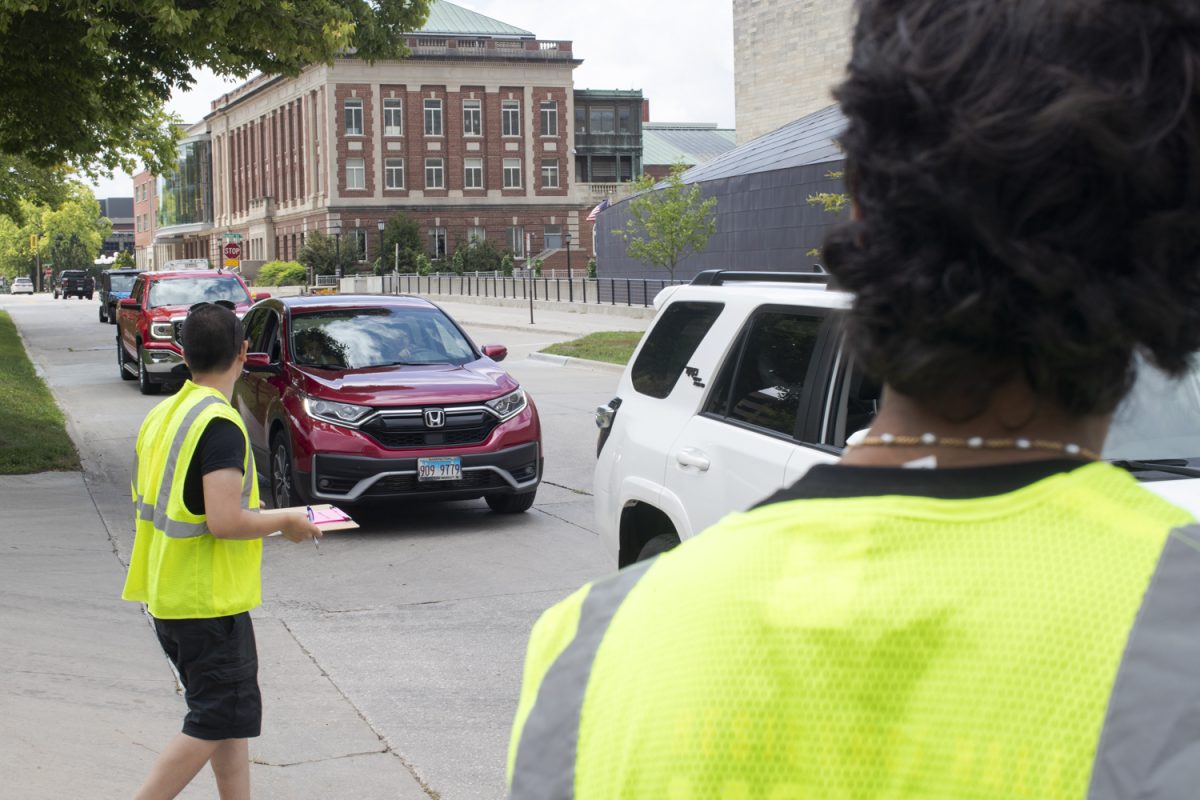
left=360, top=410, right=499, bottom=449
left=366, top=470, right=512, bottom=496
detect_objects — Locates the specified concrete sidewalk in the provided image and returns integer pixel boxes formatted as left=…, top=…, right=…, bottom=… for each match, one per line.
left=0, top=298, right=654, bottom=798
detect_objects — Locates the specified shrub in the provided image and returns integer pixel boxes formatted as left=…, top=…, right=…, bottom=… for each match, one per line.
left=257, top=260, right=307, bottom=286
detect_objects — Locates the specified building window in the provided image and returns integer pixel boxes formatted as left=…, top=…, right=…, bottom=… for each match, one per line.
left=429, top=227, right=447, bottom=259
left=467, top=225, right=486, bottom=244
left=589, top=106, right=615, bottom=134
left=540, top=101, right=558, bottom=136
left=508, top=225, right=525, bottom=258
left=463, top=99, right=482, bottom=136
left=345, top=158, right=365, bottom=190
left=502, top=100, right=520, bottom=137
left=425, top=157, right=445, bottom=189
left=541, top=159, right=560, bottom=188
left=383, top=99, right=403, bottom=136
left=575, top=106, right=586, bottom=134
left=464, top=158, right=483, bottom=189
left=385, top=158, right=405, bottom=189
left=344, top=99, right=363, bottom=136
left=619, top=105, right=634, bottom=133
left=424, top=98, right=443, bottom=136
left=503, top=158, right=521, bottom=189
left=544, top=224, right=562, bottom=250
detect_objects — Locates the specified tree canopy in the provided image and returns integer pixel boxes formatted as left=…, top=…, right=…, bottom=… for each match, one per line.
left=298, top=231, right=361, bottom=277
left=611, top=165, right=718, bottom=282
left=0, top=0, right=432, bottom=178
left=0, top=184, right=111, bottom=281
left=381, top=212, right=424, bottom=272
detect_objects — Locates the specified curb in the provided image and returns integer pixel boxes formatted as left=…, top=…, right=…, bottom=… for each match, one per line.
left=529, top=352, right=626, bottom=373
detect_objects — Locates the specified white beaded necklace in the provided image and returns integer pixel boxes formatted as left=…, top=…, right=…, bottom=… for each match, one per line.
left=848, top=432, right=1099, bottom=461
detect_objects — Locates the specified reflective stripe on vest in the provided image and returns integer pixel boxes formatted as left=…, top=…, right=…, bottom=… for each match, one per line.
left=1088, top=523, right=1200, bottom=798
left=509, top=558, right=655, bottom=800
left=135, top=395, right=222, bottom=538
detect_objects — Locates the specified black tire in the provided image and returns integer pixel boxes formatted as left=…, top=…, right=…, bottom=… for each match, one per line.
left=137, top=345, right=161, bottom=395
left=637, top=532, right=681, bottom=562
left=98, top=304, right=106, bottom=323
left=117, top=336, right=135, bottom=381
left=486, top=489, right=537, bottom=514
left=270, top=433, right=302, bottom=508
left=86, top=293, right=93, bottom=300
left=108, top=303, right=117, bottom=324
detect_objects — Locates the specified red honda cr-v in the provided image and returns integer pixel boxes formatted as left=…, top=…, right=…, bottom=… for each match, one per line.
left=234, top=295, right=541, bottom=512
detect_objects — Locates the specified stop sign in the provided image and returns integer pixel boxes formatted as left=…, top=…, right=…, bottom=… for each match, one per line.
left=223, top=241, right=241, bottom=260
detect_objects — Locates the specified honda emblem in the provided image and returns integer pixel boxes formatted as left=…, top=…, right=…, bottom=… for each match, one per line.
left=424, top=408, right=446, bottom=428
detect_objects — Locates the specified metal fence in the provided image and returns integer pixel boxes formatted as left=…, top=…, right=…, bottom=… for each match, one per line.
left=369, top=272, right=685, bottom=308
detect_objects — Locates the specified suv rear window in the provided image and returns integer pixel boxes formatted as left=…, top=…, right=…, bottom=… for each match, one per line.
left=705, top=308, right=827, bottom=438
left=631, top=301, right=724, bottom=399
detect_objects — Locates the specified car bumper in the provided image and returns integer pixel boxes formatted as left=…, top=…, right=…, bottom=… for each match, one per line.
left=303, top=441, right=542, bottom=503
left=141, top=344, right=189, bottom=377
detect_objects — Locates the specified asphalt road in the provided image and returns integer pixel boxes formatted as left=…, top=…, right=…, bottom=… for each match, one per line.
left=2, top=292, right=620, bottom=799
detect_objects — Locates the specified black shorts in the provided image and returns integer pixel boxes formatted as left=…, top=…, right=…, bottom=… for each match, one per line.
left=153, top=612, right=262, bottom=740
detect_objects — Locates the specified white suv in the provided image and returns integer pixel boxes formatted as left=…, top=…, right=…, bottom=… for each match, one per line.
left=594, top=271, right=1200, bottom=567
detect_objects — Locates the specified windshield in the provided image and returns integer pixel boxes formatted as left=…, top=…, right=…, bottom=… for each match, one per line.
left=109, top=274, right=137, bottom=292
left=1104, top=356, right=1200, bottom=461
left=290, top=307, right=477, bottom=369
left=148, top=276, right=249, bottom=308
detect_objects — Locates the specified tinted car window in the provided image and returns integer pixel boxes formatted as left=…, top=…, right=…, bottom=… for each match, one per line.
left=242, top=308, right=269, bottom=351
left=290, top=307, right=477, bottom=369
left=705, top=310, right=825, bottom=437
left=109, top=274, right=137, bottom=293
left=1105, top=356, right=1200, bottom=461
left=149, top=276, right=249, bottom=307
left=631, top=302, right=724, bottom=399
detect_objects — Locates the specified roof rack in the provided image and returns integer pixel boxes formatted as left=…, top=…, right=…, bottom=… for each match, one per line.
left=690, top=269, right=830, bottom=287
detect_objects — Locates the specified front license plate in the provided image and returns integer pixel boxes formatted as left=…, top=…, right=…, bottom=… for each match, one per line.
left=417, top=456, right=462, bottom=482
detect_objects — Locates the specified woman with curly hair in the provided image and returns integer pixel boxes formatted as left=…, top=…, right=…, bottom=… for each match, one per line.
left=506, top=1, right=1200, bottom=797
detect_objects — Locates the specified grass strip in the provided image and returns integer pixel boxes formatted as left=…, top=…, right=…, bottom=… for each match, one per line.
left=541, top=331, right=643, bottom=366
left=0, top=311, right=79, bottom=473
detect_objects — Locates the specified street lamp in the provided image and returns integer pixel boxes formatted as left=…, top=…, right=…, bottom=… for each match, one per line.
left=564, top=232, right=573, bottom=302
left=331, top=222, right=342, bottom=280
left=378, top=220, right=386, bottom=271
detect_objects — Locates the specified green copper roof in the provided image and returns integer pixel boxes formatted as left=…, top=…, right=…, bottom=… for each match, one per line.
left=643, top=123, right=737, bottom=167
left=420, top=1, right=534, bottom=38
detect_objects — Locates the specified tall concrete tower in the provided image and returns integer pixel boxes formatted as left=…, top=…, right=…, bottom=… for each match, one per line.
left=733, top=0, right=854, bottom=143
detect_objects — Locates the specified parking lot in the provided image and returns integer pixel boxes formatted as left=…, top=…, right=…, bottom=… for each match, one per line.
left=0, top=292, right=639, bottom=799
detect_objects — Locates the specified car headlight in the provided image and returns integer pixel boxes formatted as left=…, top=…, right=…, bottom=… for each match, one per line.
left=304, top=395, right=373, bottom=426
left=486, top=389, right=527, bottom=421
left=150, top=322, right=174, bottom=340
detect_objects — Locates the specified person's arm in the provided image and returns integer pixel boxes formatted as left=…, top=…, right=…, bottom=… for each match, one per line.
left=203, top=468, right=321, bottom=542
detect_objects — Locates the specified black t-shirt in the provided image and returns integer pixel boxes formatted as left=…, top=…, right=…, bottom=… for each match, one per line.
left=182, top=418, right=247, bottom=516
left=757, top=459, right=1089, bottom=507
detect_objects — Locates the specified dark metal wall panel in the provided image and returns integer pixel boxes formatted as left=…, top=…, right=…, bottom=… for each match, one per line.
left=595, top=162, right=846, bottom=280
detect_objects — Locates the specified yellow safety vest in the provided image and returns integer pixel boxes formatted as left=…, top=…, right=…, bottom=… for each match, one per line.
left=122, top=381, right=262, bottom=619
left=508, top=463, right=1200, bottom=799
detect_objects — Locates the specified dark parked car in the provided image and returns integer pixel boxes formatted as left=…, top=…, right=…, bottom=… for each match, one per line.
left=54, top=270, right=94, bottom=300
left=98, top=268, right=141, bottom=323
left=235, top=295, right=542, bottom=512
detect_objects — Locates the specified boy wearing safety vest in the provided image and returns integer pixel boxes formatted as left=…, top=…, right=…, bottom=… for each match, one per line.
left=122, top=301, right=320, bottom=799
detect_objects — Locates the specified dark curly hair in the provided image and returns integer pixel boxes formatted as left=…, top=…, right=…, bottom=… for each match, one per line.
left=823, top=0, right=1200, bottom=416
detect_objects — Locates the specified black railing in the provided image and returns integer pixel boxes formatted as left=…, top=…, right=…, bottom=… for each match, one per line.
left=374, top=272, right=681, bottom=308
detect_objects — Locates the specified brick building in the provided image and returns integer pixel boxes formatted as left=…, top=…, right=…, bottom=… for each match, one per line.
left=144, top=1, right=597, bottom=274
left=133, top=170, right=157, bottom=268
left=733, top=0, right=853, bottom=143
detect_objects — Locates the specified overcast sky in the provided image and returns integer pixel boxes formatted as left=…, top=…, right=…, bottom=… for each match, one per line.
left=86, top=0, right=735, bottom=199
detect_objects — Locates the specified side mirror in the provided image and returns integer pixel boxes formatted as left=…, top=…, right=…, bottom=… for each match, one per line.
left=244, top=353, right=281, bottom=374
left=253, top=292, right=272, bottom=301
left=119, top=298, right=140, bottom=311
left=482, top=344, right=508, bottom=363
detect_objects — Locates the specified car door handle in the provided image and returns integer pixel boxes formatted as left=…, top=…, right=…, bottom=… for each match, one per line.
left=675, top=448, right=711, bottom=471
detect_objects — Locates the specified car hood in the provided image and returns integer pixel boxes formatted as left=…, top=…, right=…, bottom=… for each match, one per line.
left=149, top=301, right=253, bottom=319
left=1142, top=478, right=1200, bottom=520
left=297, top=360, right=518, bottom=407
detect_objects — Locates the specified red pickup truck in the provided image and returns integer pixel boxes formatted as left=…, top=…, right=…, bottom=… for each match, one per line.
left=115, top=269, right=264, bottom=394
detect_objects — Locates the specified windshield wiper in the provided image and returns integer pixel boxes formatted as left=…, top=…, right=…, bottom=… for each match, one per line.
left=1110, top=459, right=1200, bottom=479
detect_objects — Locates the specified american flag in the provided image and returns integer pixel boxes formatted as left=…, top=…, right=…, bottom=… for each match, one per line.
left=586, top=198, right=610, bottom=222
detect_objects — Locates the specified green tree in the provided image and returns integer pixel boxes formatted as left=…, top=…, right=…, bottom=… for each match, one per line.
left=48, top=233, right=93, bottom=274
left=256, top=260, right=307, bottom=286
left=381, top=212, right=423, bottom=272
left=297, top=231, right=359, bottom=277
left=0, top=156, right=71, bottom=222
left=805, top=170, right=849, bottom=257
left=38, top=186, right=111, bottom=268
left=456, top=239, right=505, bottom=273
left=112, top=250, right=135, bottom=269
left=612, top=164, right=718, bottom=282
left=0, top=1, right=432, bottom=179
